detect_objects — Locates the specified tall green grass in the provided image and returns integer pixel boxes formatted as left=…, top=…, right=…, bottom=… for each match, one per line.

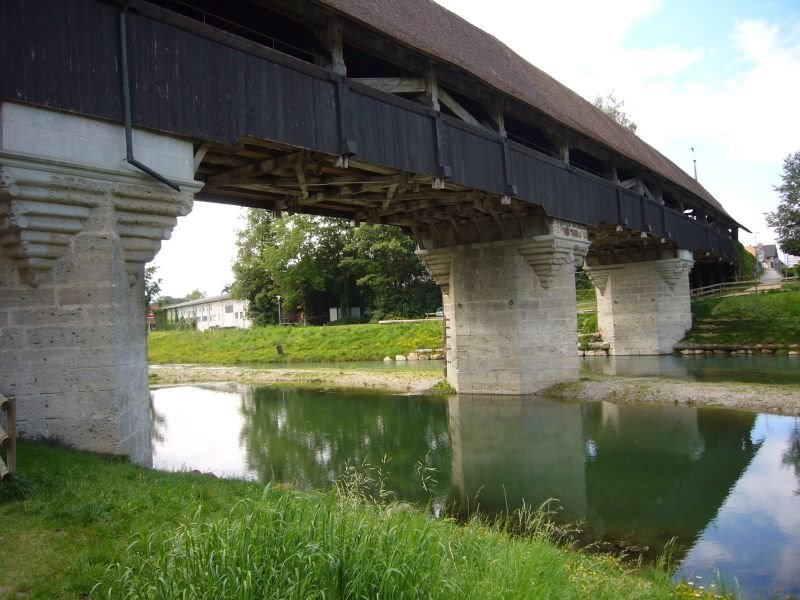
left=685, top=289, right=800, bottom=345
left=2, top=442, right=691, bottom=599
left=148, top=321, right=444, bottom=364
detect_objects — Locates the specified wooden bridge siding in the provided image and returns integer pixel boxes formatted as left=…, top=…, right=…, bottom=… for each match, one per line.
left=128, top=13, right=340, bottom=151
left=0, top=0, right=124, bottom=123
left=1, top=0, right=735, bottom=261
left=442, top=121, right=505, bottom=194
left=347, top=87, right=436, bottom=175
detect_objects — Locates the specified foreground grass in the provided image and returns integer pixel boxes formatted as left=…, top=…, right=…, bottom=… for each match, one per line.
left=684, top=288, right=800, bottom=346
left=148, top=321, right=444, bottom=364
left=1, top=442, right=694, bottom=599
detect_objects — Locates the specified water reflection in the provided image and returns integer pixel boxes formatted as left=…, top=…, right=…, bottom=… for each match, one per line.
left=448, top=396, right=759, bottom=557
left=238, top=386, right=452, bottom=505
left=150, top=385, right=800, bottom=598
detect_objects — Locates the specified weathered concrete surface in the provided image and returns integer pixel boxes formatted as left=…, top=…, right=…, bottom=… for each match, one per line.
left=419, top=220, right=589, bottom=394
left=586, top=250, right=694, bottom=355
left=0, top=102, right=202, bottom=463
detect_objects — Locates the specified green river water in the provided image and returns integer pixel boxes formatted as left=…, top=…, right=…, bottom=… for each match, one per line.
left=151, top=356, right=800, bottom=598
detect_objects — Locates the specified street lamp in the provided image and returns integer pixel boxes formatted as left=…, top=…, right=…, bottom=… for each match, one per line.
left=276, top=295, right=282, bottom=325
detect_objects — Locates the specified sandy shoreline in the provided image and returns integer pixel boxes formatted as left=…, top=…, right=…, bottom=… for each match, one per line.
left=150, top=364, right=800, bottom=415
left=149, top=364, right=444, bottom=394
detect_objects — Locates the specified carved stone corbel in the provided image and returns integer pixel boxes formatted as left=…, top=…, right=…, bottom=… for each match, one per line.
left=416, top=247, right=453, bottom=296
left=516, top=234, right=590, bottom=288
left=0, top=166, right=103, bottom=286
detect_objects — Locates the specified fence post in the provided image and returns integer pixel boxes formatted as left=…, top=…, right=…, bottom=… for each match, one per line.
left=0, top=395, right=15, bottom=480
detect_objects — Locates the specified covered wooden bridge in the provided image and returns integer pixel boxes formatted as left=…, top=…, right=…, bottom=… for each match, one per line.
left=0, top=0, right=744, bottom=460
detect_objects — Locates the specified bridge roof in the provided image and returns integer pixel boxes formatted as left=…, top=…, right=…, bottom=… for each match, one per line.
left=319, top=0, right=737, bottom=225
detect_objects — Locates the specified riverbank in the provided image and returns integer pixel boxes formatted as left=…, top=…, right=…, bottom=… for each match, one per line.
left=150, top=363, right=444, bottom=393
left=150, top=363, right=800, bottom=415
left=1, top=442, right=687, bottom=598
left=545, top=377, right=800, bottom=416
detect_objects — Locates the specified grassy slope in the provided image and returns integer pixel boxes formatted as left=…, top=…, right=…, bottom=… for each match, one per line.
left=148, top=321, right=444, bottom=364
left=0, top=442, right=691, bottom=599
left=684, top=288, right=800, bottom=346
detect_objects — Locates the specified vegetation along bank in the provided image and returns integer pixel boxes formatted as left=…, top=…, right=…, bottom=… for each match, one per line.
left=0, top=442, right=702, bottom=598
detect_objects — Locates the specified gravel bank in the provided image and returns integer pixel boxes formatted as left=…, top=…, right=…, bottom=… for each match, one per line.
left=544, top=378, right=800, bottom=416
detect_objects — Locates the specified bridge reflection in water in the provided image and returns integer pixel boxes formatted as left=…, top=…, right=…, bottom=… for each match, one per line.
left=149, top=385, right=799, bottom=594
left=448, top=395, right=758, bottom=557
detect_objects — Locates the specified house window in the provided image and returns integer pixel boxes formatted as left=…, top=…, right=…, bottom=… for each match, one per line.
left=225, top=305, right=234, bottom=313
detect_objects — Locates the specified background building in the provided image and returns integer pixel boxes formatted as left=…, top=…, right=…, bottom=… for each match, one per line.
left=164, top=294, right=252, bottom=331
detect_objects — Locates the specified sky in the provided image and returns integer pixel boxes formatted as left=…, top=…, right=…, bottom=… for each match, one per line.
left=151, top=0, right=800, bottom=298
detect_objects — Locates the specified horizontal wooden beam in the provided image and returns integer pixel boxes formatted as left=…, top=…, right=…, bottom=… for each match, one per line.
left=352, top=77, right=425, bottom=94
left=204, top=152, right=304, bottom=188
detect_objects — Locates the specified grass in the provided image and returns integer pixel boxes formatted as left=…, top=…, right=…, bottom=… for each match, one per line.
left=683, top=288, right=800, bottom=346
left=1, top=442, right=699, bottom=599
left=148, top=321, right=444, bottom=364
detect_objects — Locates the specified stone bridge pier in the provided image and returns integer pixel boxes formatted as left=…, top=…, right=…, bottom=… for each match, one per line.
left=584, top=249, right=695, bottom=355
left=0, top=103, right=201, bottom=462
left=418, top=218, right=590, bottom=395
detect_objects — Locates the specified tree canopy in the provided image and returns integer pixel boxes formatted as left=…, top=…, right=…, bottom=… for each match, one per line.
left=592, top=92, right=638, bottom=134
left=766, top=151, right=800, bottom=256
left=231, top=210, right=439, bottom=324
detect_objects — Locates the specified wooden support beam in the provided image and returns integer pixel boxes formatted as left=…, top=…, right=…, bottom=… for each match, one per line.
left=352, top=77, right=425, bottom=94
left=205, top=152, right=304, bottom=188
left=491, top=100, right=506, bottom=137
left=424, top=64, right=440, bottom=111
left=294, top=162, right=309, bottom=200
left=324, top=17, right=346, bottom=76
left=193, top=141, right=212, bottom=174
left=438, top=88, right=482, bottom=129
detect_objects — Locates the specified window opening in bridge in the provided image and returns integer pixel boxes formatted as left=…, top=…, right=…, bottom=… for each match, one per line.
left=569, top=148, right=606, bottom=178
left=146, top=0, right=317, bottom=63
left=662, top=192, right=681, bottom=212
left=343, top=44, right=413, bottom=80
left=617, top=165, right=636, bottom=183
left=504, top=115, right=558, bottom=157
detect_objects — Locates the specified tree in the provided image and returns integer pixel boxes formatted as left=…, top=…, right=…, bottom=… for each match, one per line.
left=593, top=92, right=638, bottom=134
left=766, top=151, right=800, bottom=256
left=144, top=265, right=161, bottom=308
left=232, top=209, right=277, bottom=325
left=232, top=212, right=356, bottom=325
left=184, top=289, right=206, bottom=301
left=341, top=225, right=438, bottom=319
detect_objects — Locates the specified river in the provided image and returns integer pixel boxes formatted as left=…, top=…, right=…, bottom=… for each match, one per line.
left=149, top=356, right=800, bottom=598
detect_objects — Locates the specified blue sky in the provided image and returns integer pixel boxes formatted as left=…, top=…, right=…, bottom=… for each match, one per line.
left=153, top=0, right=800, bottom=297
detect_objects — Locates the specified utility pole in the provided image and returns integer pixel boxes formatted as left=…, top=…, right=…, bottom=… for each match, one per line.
left=691, top=147, right=698, bottom=181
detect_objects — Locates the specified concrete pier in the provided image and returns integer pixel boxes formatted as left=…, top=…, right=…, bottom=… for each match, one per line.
left=0, top=102, right=201, bottom=462
left=419, top=219, right=589, bottom=394
left=585, top=250, right=694, bottom=355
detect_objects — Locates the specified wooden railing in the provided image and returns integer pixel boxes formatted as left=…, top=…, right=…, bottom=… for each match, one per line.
left=691, top=276, right=799, bottom=300
left=0, top=394, right=16, bottom=480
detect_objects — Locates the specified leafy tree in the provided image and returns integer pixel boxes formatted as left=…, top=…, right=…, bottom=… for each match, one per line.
left=232, top=212, right=356, bottom=325
left=593, top=92, right=638, bottom=134
left=232, top=209, right=277, bottom=325
left=263, top=215, right=353, bottom=325
left=341, top=225, right=438, bottom=320
left=736, top=241, right=758, bottom=279
left=184, top=289, right=206, bottom=301
left=144, top=265, right=161, bottom=308
left=766, top=151, right=800, bottom=256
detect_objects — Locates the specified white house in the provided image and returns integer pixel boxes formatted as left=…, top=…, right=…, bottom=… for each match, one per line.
left=164, top=294, right=252, bottom=331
